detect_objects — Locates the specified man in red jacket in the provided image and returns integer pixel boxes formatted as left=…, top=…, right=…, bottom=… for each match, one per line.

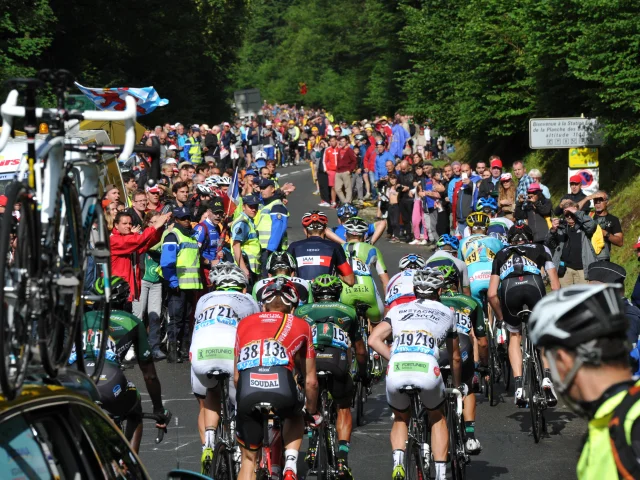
left=322, top=136, right=340, bottom=207
left=335, top=136, right=357, bottom=205
left=110, top=211, right=171, bottom=305
left=362, top=137, right=377, bottom=200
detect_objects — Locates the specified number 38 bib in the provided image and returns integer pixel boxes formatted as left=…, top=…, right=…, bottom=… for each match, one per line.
left=237, top=338, right=289, bottom=371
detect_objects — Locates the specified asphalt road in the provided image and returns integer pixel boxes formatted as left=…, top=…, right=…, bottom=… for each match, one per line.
left=129, top=163, right=586, bottom=479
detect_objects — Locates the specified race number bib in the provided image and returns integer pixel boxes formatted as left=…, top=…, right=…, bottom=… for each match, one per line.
left=69, top=329, right=117, bottom=364
left=454, top=311, right=472, bottom=335
left=331, top=325, right=349, bottom=350
left=391, top=330, right=437, bottom=357
left=237, top=339, right=289, bottom=371
left=312, top=323, right=350, bottom=350
left=195, top=304, right=239, bottom=330
left=351, top=258, right=371, bottom=276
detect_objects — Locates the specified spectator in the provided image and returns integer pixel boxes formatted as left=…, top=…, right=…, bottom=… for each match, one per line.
left=316, top=139, right=331, bottom=207
left=515, top=183, right=551, bottom=244
left=176, top=123, right=188, bottom=160
left=513, top=160, right=534, bottom=203
left=578, top=189, right=623, bottom=260
left=497, top=173, right=516, bottom=221
left=103, top=184, right=120, bottom=203
left=170, top=181, right=191, bottom=211
left=230, top=195, right=262, bottom=283
left=322, top=135, right=340, bottom=207
left=122, top=172, right=138, bottom=207
left=545, top=200, right=598, bottom=286
left=528, top=169, right=551, bottom=199
left=204, top=125, right=220, bottom=164
left=396, top=160, right=415, bottom=241
left=387, top=173, right=401, bottom=242
left=247, top=119, right=263, bottom=157
left=362, top=135, right=377, bottom=200
left=632, top=237, right=640, bottom=309
left=447, top=161, right=462, bottom=202
left=481, top=170, right=491, bottom=180
left=452, top=163, right=482, bottom=236
left=127, top=190, right=148, bottom=229
left=410, top=164, right=427, bottom=245
left=184, top=126, right=203, bottom=165
left=111, top=211, right=169, bottom=305
left=158, top=131, right=168, bottom=160
left=475, top=160, right=487, bottom=177
left=430, top=169, right=449, bottom=236
left=146, top=185, right=164, bottom=213
left=335, top=136, right=357, bottom=205
left=390, top=116, right=410, bottom=159
left=555, top=174, right=591, bottom=215
left=104, top=200, right=118, bottom=230
left=374, top=141, right=395, bottom=182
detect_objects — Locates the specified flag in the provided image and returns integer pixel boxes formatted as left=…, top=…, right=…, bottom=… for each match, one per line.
left=74, top=82, right=169, bottom=116
left=229, top=167, right=240, bottom=206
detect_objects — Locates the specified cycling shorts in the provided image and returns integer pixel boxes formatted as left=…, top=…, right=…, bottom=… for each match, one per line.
left=500, top=275, right=546, bottom=332
left=191, top=367, right=237, bottom=407
left=438, top=335, right=474, bottom=389
left=88, top=361, right=141, bottom=419
left=385, top=353, right=444, bottom=411
left=190, top=326, right=235, bottom=397
left=340, top=278, right=384, bottom=324
left=315, top=346, right=353, bottom=408
left=468, top=261, right=492, bottom=307
left=236, top=366, right=304, bottom=450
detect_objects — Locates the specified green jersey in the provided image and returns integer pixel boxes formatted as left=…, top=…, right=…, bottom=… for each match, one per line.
left=295, top=301, right=360, bottom=351
left=343, top=241, right=387, bottom=277
left=440, top=292, right=486, bottom=338
left=69, top=310, right=152, bottom=365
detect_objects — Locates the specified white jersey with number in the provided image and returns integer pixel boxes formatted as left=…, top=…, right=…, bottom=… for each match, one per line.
left=385, top=269, right=416, bottom=307
left=190, top=291, right=259, bottom=395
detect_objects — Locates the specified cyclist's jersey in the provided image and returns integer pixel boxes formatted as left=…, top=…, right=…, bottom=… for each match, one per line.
left=193, top=291, right=259, bottom=330
left=193, top=219, right=222, bottom=262
left=333, top=223, right=376, bottom=242
left=294, top=301, right=360, bottom=351
left=462, top=217, right=514, bottom=237
left=235, top=312, right=315, bottom=372
left=253, top=275, right=312, bottom=305
left=491, top=244, right=555, bottom=281
left=385, top=269, right=417, bottom=307
left=287, top=236, right=353, bottom=282
left=342, top=241, right=387, bottom=276
left=383, top=298, right=457, bottom=362
left=425, top=250, right=470, bottom=290
left=440, top=292, right=486, bottom=338
left=70, top=310, right=152, bottom=365
left=459, top=234, right=504, bottom=266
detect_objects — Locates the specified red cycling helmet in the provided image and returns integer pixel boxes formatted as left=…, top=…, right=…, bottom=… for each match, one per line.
left=301, top=210, right=328, bottom=229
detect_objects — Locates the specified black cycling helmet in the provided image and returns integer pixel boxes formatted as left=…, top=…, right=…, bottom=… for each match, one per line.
left=435, top=265, right=460, bottom=290
left=266, top=251, right=297, bottom=275
left=93, top=276, right=130, bottom=305
left=311, top=274, right=343, bottom=301
left=507, top=223, right=534, bottom=244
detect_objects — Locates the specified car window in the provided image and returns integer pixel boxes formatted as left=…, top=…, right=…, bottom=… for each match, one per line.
left=73, top=405, right=147, bottom=479
left=0, top=415, right=52, bottom=479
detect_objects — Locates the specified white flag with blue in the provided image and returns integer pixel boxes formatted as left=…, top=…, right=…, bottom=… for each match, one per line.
left=229, top=168, right=240, bottom=206
left=74, top=82, right=169, bottom=116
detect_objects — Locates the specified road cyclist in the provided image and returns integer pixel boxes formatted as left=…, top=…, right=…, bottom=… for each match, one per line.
left=425, top=234, right=472, bottom=297
left=252, top=250, right=313, bottom=306
left=384, top=253, right=428, bottom=308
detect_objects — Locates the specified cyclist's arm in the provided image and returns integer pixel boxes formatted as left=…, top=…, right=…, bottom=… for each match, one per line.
left=368, top=321, right=392, bottom=361
left=301, top=328, right=318, bottom=413
left=371, top=247, right=390, bottom=292
left=334, top=247, right=355, bottom=286
left=370, top=219, right=387, bottom=245
left=326, top=228, right=346, bottom=245
left=446, top=336, right=462, bottom=388
left=540, top=248, right=561, bottom=291
left=487, top=274, right=503, bottom=322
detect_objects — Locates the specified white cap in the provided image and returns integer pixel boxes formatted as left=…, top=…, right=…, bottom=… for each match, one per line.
left=166, top=158, right=178, bottom=165
left=168, top=145, right=177, bottom=150
left=265, top=120, right=272, bottom=127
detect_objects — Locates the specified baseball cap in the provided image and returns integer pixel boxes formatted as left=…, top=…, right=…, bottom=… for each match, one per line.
left=490, top=158, right=503, bottom=169
left=166, top=158, right=178, bottom=165
left=569, top=174, right=583, bottom=184
left=201, top=124, right=210, bottom=131
left=191, top=124, right=200, bottom=132
left=104, top=184, right=118, bottom=193
left=209, top=197, right=224, bottom=212
left=173, top=206, right=192, bottom=219
left=354, top=134, right=366, bottom=142
left=258, top=179, right=275, bottom=189
left=500, top=173, right=512, bottom=181
left=223, top=122, right=230, bottom=127
left=0, top=195, right=8, bottom=207
left=242, top=194, right=261, bottom=206
left=145, top=185, right=161, bottom=194
left=588, top=261, right=627, bottom=285
left=245, top=169, right=257, bottom=177
left=364, top=123, right=373, bottom=130
left=634, top=236, right=640, bottom=249
left=376, top=140, right=385, bottom=146
left=527, top=183, right=542, bottom=193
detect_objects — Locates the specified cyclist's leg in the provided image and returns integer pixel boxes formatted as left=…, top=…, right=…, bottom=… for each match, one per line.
left=191, top=368, right=208, bottom=444
left=124, top=393, right=144, bottom=453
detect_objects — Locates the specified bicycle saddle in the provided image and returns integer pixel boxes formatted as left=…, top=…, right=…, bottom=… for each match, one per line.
left=399, top=385, right=422, bottom=394
left=206, top=369, right=231, bottom=380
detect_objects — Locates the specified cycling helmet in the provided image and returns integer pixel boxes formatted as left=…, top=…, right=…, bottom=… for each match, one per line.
left=435, top=234, right=460, bottom=251
left=337, top=204, right=358, bottom=219
left=489, top=231, right=509, bottom=246
left=466, top=212, right=491, bottom=229
left=266, top=250, right=297, bottom=275
left=311, top=275, right=343, bottom=301
left=507, top=223, right=534, bottom=244
left=476, top=197, right=498, bottom=213
left=413, top=268, right=445, bottom=296
left=209, top=263, right=248, bottom=290
left=302, top=210, right=329, bottom=230
left=343, top=216, right=368, bottom=236
left=217, top=176, right=232, bottom=186
left=261, top=277, right=300, bottom=307
left=196, top=184, right=212, bottom=196
left=255, top=150, right=268, bottom=161
left=205, top=176, right=218, bottom=188
left=93, top=276, right=130, bottom=305
left=435, top=265, right=459, bottom=289
left=399, top=253, right=426, bottom=271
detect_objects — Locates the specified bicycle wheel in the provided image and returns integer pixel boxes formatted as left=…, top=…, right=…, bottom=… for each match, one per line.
left=447, top=398, right=465, bottom=480
left=212, top=441, right=233, bottom=480
left=355, top=380, right=366, bottom=426
left=529, top=350, right=544, bottom=443
left=501, top=347, right=511, bottom=391
left=405, top=436, right=427, bottom=480
left=315, top=424, right=329, bottom=480
left=488, top=340, right=496, bottom=406
left=0, top=183, right=39, bottom=399
left=39, top=178, right=85, bottom=377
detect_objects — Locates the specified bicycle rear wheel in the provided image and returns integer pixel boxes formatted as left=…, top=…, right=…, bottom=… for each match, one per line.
left=488, top=339, right=496, bottom=406
left=447, top=397, right=466, bottom=480
left=405, top=436, right=427, bottom=480
left=529, top=350, right=544, bottom=443
left=315, top=424, right=329, bottom=480
left=0, top=183, right=39, bottom=399
left=212, top=441, right=233, bottom=480
left=39, top=178, right=85, bottom=378
left=355, top=380, right=366, bottom=426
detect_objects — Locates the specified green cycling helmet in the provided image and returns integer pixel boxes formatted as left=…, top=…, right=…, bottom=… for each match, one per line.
left=435, top=265, right=459, bottom=289
left=311, top=274, right=343, bottom=301
left=93, top=276, right=130, bottom=304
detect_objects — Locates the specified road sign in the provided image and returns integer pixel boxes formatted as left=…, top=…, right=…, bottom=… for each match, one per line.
left=569, top=148, right=599, bottom=168
left=529, top=118, right=603, bottom=149
left=234, top=88, right=262, bottom=118
left=568, top=168, right=599, bottom=196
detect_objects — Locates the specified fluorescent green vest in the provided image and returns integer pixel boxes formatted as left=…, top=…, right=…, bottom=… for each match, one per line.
left=187, top=137, right=203, bottom=164
left=231, top=212, right=261, bottom=274
left=173, top=228, right=202, bottom=289
left=577, top=380, right=640, bottom=479
left=256, top=198, right=289, bottom=250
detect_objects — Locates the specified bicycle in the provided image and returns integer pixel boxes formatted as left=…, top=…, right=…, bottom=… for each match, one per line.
left=445, top=384, right=468, bottom=480
left=398, top=384, right=430, bottom=480
left=201, top=370, right=237, bottom=480
left=308, top=370, right=339, bottom=480
left=480, top=292, right=510, bottom=406
left=352, top=302, right=372, bottom=427
left=519, top=309, right=547, bottom=443
left=0, top=71, right=137, bottom=399
left=253, top=402, right=284, bottom=480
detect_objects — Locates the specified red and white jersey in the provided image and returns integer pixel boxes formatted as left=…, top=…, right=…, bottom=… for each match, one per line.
left=235, top=312, right=315, bottom=372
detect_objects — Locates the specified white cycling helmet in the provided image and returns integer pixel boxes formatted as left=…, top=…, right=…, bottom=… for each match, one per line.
left=399, top=253, right=426, bottom=271
left=413, top=267, right=444, bottom=295
left=209, top=263, right=248, bottom=291
left=217, top=176, right=232, bottom=186
left=195, top=184, right=212, bottom=196
left=343, top=217, right=368, bottom=236
left=205, top=176, right=218, bottom=187
left=255, top=150, right=268, bottom=161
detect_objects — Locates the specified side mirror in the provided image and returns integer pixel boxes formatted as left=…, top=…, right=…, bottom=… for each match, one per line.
left=166, top=470, right=211, bottom=480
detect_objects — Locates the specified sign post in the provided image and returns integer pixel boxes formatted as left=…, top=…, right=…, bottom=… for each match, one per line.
left=529, top=118, right=603, bottom=149
left=234, top=89, right=262, bottom=118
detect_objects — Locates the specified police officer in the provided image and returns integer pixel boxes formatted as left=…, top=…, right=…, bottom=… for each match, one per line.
left=530, top=284, right=640, bottom=479
left=257, top=178, right=289, bottom=277
left=160, top=206, right=202, bottom=363
left=231, top=194, right=262, bottom=286
left=185, top=125, right=203, bottom=165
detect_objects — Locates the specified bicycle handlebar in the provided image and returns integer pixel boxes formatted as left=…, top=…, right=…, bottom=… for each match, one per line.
left=141, top=411, right=172, bottom=444
left=0, top=90, right=137, bottom=162
left=444, top=387, right=463, bottom=416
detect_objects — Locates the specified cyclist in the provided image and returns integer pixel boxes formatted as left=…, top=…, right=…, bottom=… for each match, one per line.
left=369, top=268, right=463, bottom=480
left=287, top=211, right=355, bottom=286
left=385, top=253, right=427, bottom=308
left=425, top=234, right=471, bottom=297
left=340, top=216, right=389, bottom=324
left=436, top=265, right=486, bottom=455
left=253, top=250, right=313, bottom=305
left=70, top=276, right=170, bottom=453
left=488, top=223, right=561, bottom=407
left=330, top=203, right=386, bottom=245
left=295, top=275, right=368, bottom=479
left=189, top=264, right=260, bottom=459
left=235, top=278, right=320, bottom=480
left=462, top=197, right=514, bottom=237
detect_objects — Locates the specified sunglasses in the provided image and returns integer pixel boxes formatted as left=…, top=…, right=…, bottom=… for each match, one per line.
left=569, top=182, right=581, bottom=186
left=593, top=198, right=606, bottom=203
